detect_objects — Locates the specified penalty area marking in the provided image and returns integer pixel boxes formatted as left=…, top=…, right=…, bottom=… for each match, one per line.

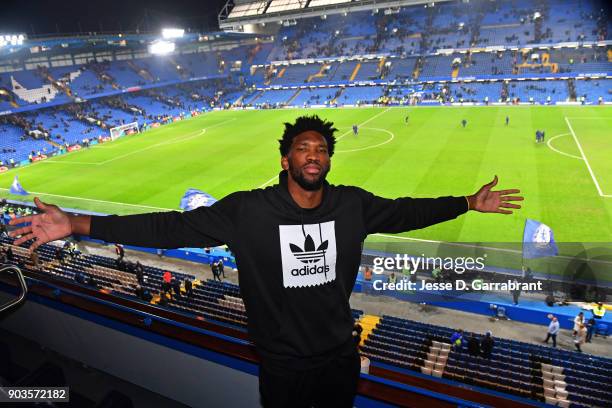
left=546, top=133, right=583, bottom=160
left=100, top=118, right=237, bottom=165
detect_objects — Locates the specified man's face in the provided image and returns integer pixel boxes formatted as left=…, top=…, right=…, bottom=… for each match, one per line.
left=282, top=130, right=331, bottom=191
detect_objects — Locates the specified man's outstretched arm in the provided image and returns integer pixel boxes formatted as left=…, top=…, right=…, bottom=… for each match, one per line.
left=9, top=198, right=89, bottom=251
left=362, top=175, right=523, bottom=235
left=9, top=195, right=239, bottom=251
left=465, top=176, right=522, bottom=214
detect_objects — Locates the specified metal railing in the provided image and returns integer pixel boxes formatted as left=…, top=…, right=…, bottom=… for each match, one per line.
left=0, top=265, right=28, bottom=313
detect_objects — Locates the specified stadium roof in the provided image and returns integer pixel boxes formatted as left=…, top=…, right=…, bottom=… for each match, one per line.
left=218, top=0, right=453, bottom=29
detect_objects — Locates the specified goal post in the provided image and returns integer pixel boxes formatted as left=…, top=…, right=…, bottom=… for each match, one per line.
left=110, top=122, right=139, bottom=141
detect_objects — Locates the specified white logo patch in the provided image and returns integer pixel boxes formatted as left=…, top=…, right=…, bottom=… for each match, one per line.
left=533, top=223, right=552, bottom=248
left=279, top=221, right=337, bottom=288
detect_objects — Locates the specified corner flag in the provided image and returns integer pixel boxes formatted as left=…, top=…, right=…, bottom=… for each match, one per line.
left=522, top=219, right=558, bottom=259
left=9, top=176, right=28, bottom=196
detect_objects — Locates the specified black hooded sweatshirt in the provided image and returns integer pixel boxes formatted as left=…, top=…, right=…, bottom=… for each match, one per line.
left=90, top=170, right=468, bottom=368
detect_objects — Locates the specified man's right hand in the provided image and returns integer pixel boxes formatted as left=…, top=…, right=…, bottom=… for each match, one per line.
left=8, top=197, right=73, bottom=251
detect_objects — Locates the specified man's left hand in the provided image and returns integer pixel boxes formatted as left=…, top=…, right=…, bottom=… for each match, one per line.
left=467, top=176, right=523, bottom=214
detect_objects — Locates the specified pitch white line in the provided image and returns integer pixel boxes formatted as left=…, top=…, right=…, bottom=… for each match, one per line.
left=0, top=188, right=175, bottom=211
left=565, top=117, right=611, bottom=198
left=257, top=108, right=392, bottom=188
left=546, top=133, right=583, bottom=160
left=335, top=127, right=395, bottom=153
left=42, top=160, right=100, bottom=165
left=99, top=118, right=236, bottom=165
left=257, top=175, right=279, bottom=189
left=336, top=107, right=391, bottom=142
left=97, top=129, right=205, bottom=165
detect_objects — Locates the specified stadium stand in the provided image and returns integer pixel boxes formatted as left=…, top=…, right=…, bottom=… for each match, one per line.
left=3, top=211, right=609, bottom=407
left=0, top=232, right=248, bottom=328
left=574, top=78, right=611, bottom=102
left=360, top=314, right=612, bottom=407
left=507, top=80, right=569, bottom=103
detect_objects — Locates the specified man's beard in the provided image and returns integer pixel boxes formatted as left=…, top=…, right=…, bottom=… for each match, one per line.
left=289, top=162, right=330, bottom=191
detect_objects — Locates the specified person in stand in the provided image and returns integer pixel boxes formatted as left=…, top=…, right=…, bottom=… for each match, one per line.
left=363, top=266, right=372, bottom=281
left=544, top=316, right=560, bottom=347
left=592, top=302, right=606, bottom=319
left=115, top=243, right=124, bottom=261
left=54, top=246, right=64, bottom=263
left=573, top=311, right=584, bottom=336
left=467, top=334, right=480, bottom=356
left=352, top=322, right=363, bottom=348
left=162, top=271, right=172, bottom=298
left=211, top=260, right=221, bottom=282
left=172, top=278, right=182, bottom=298
left=6, top=246, right=14, bottom=262
left=574, top=324, right=587, bottom=352
left=450, top=329, right=464, bottom=350
left=135, top=261, right=144, bottom=285
left=480, top=331, right=494, bottom=358
left=30, top=250, right=40, bottom=269
left=511, top=278, right=521, bottom=305
left=218, top=259, right=226, bottom=279
left=184, top=278, right=193, bottom=297
left=585, top=317, right=596, bottom=343
left=8, top=115, right=523, bottom=407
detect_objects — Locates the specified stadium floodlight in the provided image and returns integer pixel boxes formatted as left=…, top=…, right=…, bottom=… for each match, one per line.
left=0, top=33, right=26, bottom=47
left=161, top=28, right=184, bottom=39
left=149, top=40, right=175, bottom=55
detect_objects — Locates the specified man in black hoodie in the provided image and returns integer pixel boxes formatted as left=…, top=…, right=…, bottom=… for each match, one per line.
left=9, top=115, right=523, bottom=407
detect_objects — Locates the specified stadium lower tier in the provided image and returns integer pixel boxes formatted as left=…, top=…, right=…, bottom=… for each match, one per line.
left=0, top=234, right=609, bottom=408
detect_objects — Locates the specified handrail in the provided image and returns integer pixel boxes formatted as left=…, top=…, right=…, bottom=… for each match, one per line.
left=0, top=264, right=27, bottom=313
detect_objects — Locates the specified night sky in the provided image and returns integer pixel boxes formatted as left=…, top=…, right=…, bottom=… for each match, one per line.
left=0, top=0, right=230, bottom=37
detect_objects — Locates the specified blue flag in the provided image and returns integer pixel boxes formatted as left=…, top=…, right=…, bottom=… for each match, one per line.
left=9, top=176, right=28, bottom=196
left=523, top=219, right=558, bottom=259
left=179, top=188, right=217, bottom=211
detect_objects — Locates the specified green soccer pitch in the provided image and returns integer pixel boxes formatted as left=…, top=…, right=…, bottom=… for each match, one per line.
left=1, top=106, right=610, bottom=251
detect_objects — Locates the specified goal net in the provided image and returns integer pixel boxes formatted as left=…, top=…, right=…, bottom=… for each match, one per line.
left=110, top=122, right=139, bottom=141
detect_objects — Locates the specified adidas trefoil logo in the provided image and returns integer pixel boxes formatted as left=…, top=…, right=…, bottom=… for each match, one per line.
left=279, top=221, right=336, bottom=288
left=289, top=234, right=328, bottom=264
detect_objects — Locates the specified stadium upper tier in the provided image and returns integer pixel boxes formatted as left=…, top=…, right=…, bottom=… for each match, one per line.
left=250, top=47, right=610, bottom=88
left=0, top=0, right=609, bottom=114
left=259, top=0, right=608, bottom=61
left=1, top=48, right=609, bottom=115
